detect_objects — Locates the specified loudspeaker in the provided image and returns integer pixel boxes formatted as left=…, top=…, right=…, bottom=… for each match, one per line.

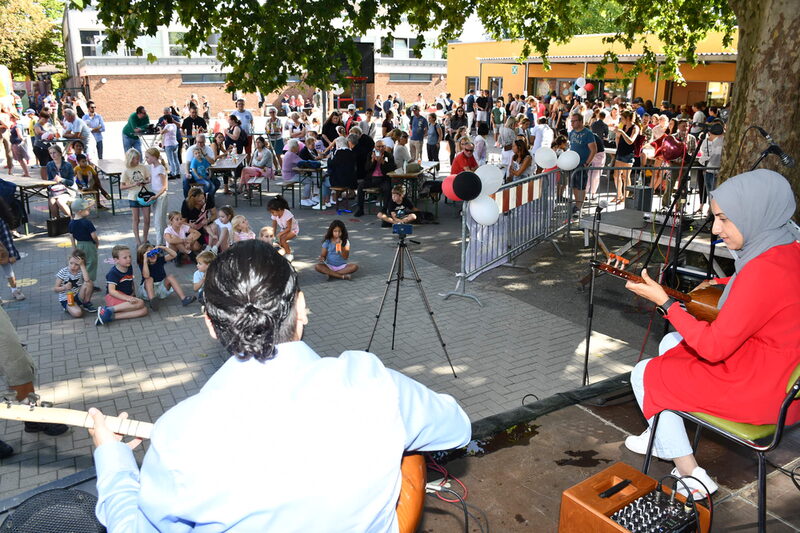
left=0, top=489, right=105, bottom=532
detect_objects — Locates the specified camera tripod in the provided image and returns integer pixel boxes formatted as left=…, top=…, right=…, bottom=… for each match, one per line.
left=366, top=233, right=457, bottom=378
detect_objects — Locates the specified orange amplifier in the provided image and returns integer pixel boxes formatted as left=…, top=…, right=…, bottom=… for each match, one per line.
left=559, top=462, right=710, bottom=532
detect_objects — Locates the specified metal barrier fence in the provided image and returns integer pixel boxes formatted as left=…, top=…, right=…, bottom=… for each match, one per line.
left=442, top=163, right=718, bottom=306
left=443, top=169, right=566, bottom=306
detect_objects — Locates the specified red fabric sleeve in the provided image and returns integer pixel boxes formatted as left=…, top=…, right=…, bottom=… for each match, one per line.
left=715, top=276, right=732, bottom=285
left=665, top=261, right=786, bottom=363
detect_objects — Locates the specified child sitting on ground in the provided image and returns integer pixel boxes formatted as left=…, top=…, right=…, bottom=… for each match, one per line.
left=206, top=205, right=234, bottom=253
left=136, top=244, right=196, bottom=310
left=377, top=185, right=417, bottom=226
left=268, top=196, right=298, bottom=261
left=231, top=215, right=255, bottom=242
left=193, top=250, right=215, bottom=305
left=68, top=197, right=99, bottom=284
left=96, top=244, right=148, bottom=325
left=315, top=220, right=358, bottom=281
left=258, top=226, right=275, bottom=246
left=54, top=249, right=96, bottom=317
left=164, top=211, right=202, bottom=264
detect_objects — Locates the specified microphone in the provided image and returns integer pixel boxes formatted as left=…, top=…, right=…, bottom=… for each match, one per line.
left=595, top=199, right=608, bottom=213
left=754, top=126, right=795, bottom=167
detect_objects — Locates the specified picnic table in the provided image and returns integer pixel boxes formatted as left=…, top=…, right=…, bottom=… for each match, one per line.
left=387, top=160, right=440, bottom=203
left=209, top=156, right=245, bottom=207
left=7, top=176, right=53, bottom=234
left=291, top=161, right=327, bottom=209
left=96, top=159, right=127, bottom=216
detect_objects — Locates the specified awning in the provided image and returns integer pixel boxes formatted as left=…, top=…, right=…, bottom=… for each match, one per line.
left=477, top=52, right=737, bottom=65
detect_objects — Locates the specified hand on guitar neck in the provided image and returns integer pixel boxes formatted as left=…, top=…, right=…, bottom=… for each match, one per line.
left=624, top=269, right=671, bottom=308
left=87, top=408, right=144, bottom=451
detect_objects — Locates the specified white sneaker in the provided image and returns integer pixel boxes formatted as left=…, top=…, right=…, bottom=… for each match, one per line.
left=670, top=467, right=718, bottom=500
left=11, top=289, right=25, bottom=301
left=624, top=428, right=665, bottom=458
left=311, top=195, right=320, bottom=202
left=300, top=199, right=317, bottom=207
left=312, top=202, right=326, bottom=210
left=285, top=253, right=294, bottom=262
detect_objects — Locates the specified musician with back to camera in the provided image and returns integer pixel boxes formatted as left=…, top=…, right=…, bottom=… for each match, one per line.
left=624, top=169, right=800, bottom=499
left=88, top=240, right=471, bottom=531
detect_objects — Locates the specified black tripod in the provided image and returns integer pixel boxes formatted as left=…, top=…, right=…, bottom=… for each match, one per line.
left=366, top=233, right=457, bottom=378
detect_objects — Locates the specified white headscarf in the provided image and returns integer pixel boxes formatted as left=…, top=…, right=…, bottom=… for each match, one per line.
left=710, top=169, right=799, bottom=305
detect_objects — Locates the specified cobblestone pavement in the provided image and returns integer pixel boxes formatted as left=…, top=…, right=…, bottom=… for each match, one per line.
left=0, top=144, right=641, bottom=499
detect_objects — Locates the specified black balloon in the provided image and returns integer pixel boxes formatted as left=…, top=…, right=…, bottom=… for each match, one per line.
left=453, top=172, right=482, bottom=201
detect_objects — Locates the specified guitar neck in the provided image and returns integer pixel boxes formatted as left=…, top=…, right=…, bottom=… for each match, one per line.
left=590, top=260, right=691, bottom=303
left=0, top=404, right=152, bottom=439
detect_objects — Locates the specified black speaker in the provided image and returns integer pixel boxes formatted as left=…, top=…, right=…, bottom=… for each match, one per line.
left=0, top=489, right=105, bottom=533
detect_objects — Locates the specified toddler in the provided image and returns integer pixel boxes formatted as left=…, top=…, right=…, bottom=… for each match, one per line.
left=54, top=249, right=96, bottom=317
left=193, top=250, right=216, bottom=304
left=268, top=196, right=298, bottom=261
left=73, top=154, right=110, bottom=209
left=258, top=226, right=275, bottom=246
left=315, top=220, right=358, bottom=281
left=68, top=197, right=99, bottom=283
left=164, top=211, right=202, bottom=264
left=136, top=244, right=195, bottom=310
left=231, top=215, right=255, bottom=242
left=96, top=244, right=148, bottom=325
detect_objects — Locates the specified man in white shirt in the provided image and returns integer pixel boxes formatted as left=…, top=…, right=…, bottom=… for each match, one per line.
left=690, top=102, right=707, bottom=136
left=232, top=98, right=254, bottom=154
left=82, top=101, right=105, bottom=159
left=89, top=242, right=471, bottom=532
left=62, top=107, right=97, bottom=161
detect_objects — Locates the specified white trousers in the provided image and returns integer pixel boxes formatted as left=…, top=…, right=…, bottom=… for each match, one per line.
left=630, top=332, right=694, bottom=459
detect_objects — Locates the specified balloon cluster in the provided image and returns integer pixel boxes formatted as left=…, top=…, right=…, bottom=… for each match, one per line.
left=442, top=166, right=505, bottom=225
left=534, top=147, right=581, bottom=171
left=574, top=78, right=594, bottom=98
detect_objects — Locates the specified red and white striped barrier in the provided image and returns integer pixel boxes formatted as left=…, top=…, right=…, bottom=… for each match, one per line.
left=490, top=179, right=544, bottom=214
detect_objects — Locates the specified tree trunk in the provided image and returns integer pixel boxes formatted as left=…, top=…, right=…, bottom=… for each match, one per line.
left=722, top=0, right=800, bottom=215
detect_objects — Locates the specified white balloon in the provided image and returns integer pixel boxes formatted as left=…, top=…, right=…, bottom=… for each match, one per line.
left=332, top=84, right=344, bottom=96
left=469, top=194, right=500, bottom=226
left=474, top=165, right=504, bottom=195
left=557, top=150, right=581, bottom=171
left=576, top=87, right=587, bottom=98
left=575, top=77, right=586, bottom=88
left=534, top=147, right=558, bottom=169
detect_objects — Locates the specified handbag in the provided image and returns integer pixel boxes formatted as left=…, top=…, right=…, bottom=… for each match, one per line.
left=137, top=185, right=156, bottom=207
left=46, top=216, right=71, bottom=237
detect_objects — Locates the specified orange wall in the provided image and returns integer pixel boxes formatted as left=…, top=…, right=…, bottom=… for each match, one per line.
left=448, top=31, right=738, bottom=102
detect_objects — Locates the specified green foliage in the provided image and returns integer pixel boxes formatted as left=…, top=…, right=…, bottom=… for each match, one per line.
left=0, top=0, right=66, bottom=80
left=80, top=0, right=736, bottom=92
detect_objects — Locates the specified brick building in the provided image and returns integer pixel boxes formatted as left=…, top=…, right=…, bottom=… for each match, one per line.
left=62, top=8, right=448, bottom=121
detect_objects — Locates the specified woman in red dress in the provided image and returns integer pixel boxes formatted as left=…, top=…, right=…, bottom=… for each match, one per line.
left=624, top=169, right=800, bottom=499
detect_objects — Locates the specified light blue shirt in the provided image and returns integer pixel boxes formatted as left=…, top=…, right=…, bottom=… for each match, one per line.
left=94, top=341, right=471, bottom=532
left=82, top=113, right=106, bottom=142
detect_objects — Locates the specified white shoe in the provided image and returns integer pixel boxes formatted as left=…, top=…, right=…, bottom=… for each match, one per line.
left=670, top=467, right=718, bottom=500
left=285, top=253, right=294, bottom=262
left=311, top=195, right=320, bottom=202
left=624, top=428, right=665, bottom=458
left=300, top=199, right=317, bottom=207
left=11, top=289, right=25, bottom=301
left=312, top=202, right=326, bottom=210
left=325, top=202, right=334, bottom=209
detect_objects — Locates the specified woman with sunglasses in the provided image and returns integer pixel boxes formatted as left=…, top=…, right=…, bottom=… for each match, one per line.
left=447, top=107, right=468, bottom=164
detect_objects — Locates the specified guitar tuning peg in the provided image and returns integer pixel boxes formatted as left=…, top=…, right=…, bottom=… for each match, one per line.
left=26, top=393, right=40, bottom=407
left=3, top=398, right=11, bottom=408
left=40, top=401, right=53, bottom=408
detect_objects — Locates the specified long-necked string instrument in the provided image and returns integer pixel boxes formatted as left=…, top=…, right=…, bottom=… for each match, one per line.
left=590, top=260, right=723, bottom=323
left=0, top=401, right=152, bottom=439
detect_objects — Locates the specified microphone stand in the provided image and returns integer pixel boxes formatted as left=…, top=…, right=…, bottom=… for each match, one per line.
left=582, top=203, right=605, bottom=386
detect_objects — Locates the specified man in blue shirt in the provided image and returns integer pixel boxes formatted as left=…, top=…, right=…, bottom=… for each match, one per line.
left=82, top=101, right=106, bottom=159
left=408, top=106, right=428, bottom=160
left=465, top=89, right=476, bottom=133
left=88, top=241, right=471, bottom=532
left=567, top=113, right=597, bottom=215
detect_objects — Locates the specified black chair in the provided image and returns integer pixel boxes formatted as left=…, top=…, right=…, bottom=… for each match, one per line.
left=642, top=363, right=800, bottom=533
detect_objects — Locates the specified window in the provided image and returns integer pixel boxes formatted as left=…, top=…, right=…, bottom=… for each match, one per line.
left=80, top=30, right=107, bottom=57
left=181, top=73, right=226, bottom=84
left=465, top=76, right=479, bottom=94
left=393, top=38, right=409, bottom=59
left=706, top=82, right=731, bottom=107
left=601, top=79, right=632, bottom=100
left=204, top=34, right=220, bottom=57
left=531, top=78, right=555, bottom=98
left=124, top=33, right=162, bottom=57
left=488, top=77, right=503, bottom=99
left=389, top=73, right=432, bottom=82
left=169, top=32, right=186, bottom=56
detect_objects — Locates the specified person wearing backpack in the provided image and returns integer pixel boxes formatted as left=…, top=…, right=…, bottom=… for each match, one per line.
left=425, top=113, right=443, bottom=162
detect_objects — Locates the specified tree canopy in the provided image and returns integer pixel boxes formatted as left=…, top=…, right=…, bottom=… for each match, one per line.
left=1, top=0, right=65, bottom=80
left=79, top=0, right=736, bottom=93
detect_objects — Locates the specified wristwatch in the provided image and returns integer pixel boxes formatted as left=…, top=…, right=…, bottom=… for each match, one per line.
left=656, top=298, right=677, bottom=317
